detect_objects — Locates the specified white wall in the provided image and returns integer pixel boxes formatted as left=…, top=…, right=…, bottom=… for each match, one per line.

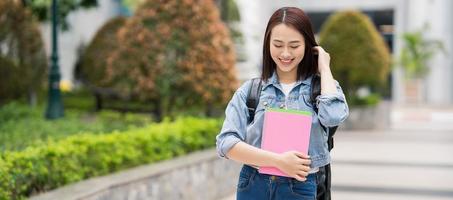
left=422, top=0, right=452, bottom=105
left=234, top=0, right=266, bottom=81
left=235, top=0, right=453, bottom=105
left=40, top=0, right=121, bottom=84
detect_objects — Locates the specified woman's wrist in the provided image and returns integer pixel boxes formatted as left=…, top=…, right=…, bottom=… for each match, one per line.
left=319, top=66, right=337, bottom=95
left=318, top=65, right=331, bottom=74
left=273, top=153, right=283, bottom=168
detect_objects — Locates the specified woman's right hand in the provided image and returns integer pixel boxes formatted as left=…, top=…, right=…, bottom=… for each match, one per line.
left=276, top=151, right=311, bottom=181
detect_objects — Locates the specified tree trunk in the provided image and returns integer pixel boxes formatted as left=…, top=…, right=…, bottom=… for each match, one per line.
left=205, top=102, right=214, bottom=117
left=28, top=89, right=37, bottom=107
left=153, top=99, right=163, bottom=122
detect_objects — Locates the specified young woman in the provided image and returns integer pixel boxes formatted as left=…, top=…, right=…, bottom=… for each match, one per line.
left=216, top=7, right=349, bottom=200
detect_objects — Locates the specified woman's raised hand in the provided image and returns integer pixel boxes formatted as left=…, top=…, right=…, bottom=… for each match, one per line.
left=313, top=46, right=331, bottom=74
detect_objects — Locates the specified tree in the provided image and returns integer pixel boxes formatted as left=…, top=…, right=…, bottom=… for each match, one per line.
left=78, top=17, right=126, bottom=88
left=319, top=10, right=391, bottom=106
left=0, top=0, right=48, bottom=105
left=88, top=0, right=238, bottom=120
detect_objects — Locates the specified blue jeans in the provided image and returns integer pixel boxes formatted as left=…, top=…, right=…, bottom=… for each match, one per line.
left=237, top=165, right=318, bottom=200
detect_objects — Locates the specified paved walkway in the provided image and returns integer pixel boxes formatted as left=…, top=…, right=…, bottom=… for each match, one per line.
left=221, top=105, right=453, bottom=200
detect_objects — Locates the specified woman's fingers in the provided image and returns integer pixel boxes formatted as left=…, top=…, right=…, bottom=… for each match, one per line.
left=294, top=174, right=307, bottom=182
left=293, top=151, right=309, bottom=159
left=300, top=159, right=311, bottom=166
left=312, top=47, right=319, bottom=55
left=297, top=159, right=311, bottom=167
left=298, top=164, right=311, bottom=172
left=313, top=46, right=324, bottom=51
left=292, top=151, right=312, bottom=167
left=297, top=169, right=309, bottom=177
left=312, top=46, right=322, bottom=52
left=313, top=46, right=329, bottom=56
left=279, top=151, right=312, bottom=182
left=296, top=156, right=311, bottom=166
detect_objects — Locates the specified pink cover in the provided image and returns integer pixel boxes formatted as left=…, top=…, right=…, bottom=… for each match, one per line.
left=258, top=108, right=312, bottom=177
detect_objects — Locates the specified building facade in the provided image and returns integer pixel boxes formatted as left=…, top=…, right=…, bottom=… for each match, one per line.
left=235, top=0, right=453, bottom=105
left=42, top=0, right=452, bottom=105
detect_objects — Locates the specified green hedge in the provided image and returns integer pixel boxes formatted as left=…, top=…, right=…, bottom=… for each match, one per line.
left=0, top=117, right=222, bottom=199
left=0, top=102, right=152, bottom=151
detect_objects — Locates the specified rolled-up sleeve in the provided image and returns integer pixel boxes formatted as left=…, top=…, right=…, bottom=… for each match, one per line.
left=216, top=81, right=251, bottom=159
left=316, top=80, right=349, bottom=127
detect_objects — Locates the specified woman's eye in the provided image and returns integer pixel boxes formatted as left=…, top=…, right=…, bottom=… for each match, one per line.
left=290, top=46, right=300, bottom=49
left=274, top=45, right=283, bottom=48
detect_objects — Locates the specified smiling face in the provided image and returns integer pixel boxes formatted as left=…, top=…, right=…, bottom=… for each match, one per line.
left=270, top=23, right=306, bottom=79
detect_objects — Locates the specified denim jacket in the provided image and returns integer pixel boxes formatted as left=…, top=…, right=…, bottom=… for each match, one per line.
left=216, top=72, right=349, bottom=168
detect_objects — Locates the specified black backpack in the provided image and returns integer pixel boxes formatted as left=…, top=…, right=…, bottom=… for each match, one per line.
left=245, top=75, right=337, bottom=200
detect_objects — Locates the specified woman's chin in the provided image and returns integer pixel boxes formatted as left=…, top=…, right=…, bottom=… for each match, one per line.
left=277, top=66, right=296, bottom=73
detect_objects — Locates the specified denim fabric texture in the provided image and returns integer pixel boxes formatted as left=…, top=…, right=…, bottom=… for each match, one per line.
left=216, top=72, right=349, bottom=169
left=237, top=165, right=318, bottom=200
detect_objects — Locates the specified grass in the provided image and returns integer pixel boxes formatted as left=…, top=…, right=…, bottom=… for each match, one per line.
left=0, top=102, right=153, bottom=152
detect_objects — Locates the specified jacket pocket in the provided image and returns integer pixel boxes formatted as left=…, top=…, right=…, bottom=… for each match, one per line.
left=301, top=94, right=315, bottom=110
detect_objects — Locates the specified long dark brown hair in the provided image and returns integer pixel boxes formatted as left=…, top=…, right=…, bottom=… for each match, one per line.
left=261, top=7, right=318, bottom=81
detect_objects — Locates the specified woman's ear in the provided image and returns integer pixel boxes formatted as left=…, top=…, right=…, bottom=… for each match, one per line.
left=311, top=47, right=320, bottom=73
left=313, top=49, right=319, bottom=61
left=312, top=46, right=319, bottom=55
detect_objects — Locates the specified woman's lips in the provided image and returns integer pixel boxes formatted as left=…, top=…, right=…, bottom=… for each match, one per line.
left=279, top=58, right=294, bottom=65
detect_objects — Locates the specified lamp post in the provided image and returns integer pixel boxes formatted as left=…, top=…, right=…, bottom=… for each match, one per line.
left=45, top=0, right=64, bottom=119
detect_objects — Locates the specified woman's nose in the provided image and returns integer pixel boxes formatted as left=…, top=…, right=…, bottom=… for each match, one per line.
left=281, top=48, right=291, bottom=58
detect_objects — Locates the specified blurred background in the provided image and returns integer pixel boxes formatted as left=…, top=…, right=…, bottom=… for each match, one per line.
left=0, top=0, right=452, bottom=199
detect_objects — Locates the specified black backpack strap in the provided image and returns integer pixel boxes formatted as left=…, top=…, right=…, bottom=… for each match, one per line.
left=246, top=78, right=262, bottom=123
left=311, top=74, right=339, bottom=200
left=312, top=74, right=334, bottom=200
left=316, top=164, right=332, bottom=200
left=310, top=74, right=337, bottom=151
left=310, top=74, right=322, bottom=110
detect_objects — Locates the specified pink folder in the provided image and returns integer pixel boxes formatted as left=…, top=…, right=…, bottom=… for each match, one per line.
left=258, top=108, right=312, bottom=177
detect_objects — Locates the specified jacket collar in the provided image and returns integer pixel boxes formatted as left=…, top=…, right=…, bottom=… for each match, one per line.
left=262, top=71, right=312, bottom=90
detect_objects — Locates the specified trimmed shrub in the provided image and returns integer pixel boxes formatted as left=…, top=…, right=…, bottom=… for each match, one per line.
left=78, top=17, right=126, bottom=88
left=319, top=10, right=391, bottom=106
left=0, top=117, right=222, bottom=199
left=0, top=0, right=47, bottom=105
left=104, top=0, right=238, bottom=117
